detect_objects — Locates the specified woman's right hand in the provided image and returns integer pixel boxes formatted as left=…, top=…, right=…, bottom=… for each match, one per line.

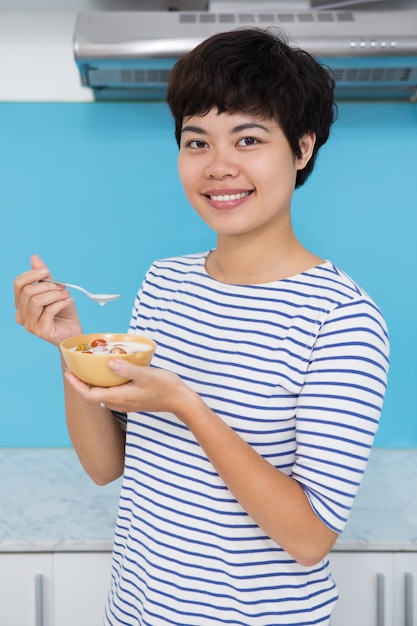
left=14, top=254, right=83, bottom=346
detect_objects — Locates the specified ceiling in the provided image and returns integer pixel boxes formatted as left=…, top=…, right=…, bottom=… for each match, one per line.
left=0, top=0, right=209, bottom=8
left=0, top=0, right=412, bottom=12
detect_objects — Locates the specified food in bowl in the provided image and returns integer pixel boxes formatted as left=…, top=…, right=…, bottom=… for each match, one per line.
left=72, top=337, right=147, bottom=355
left=60, top=333, right=156, bottom=387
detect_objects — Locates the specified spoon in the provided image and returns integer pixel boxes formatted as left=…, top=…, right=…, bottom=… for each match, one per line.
left=42, top=278, right=121, bottom=306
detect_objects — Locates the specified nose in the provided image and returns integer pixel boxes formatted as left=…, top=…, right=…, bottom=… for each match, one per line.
left=205, top=149, right=239, bottom=179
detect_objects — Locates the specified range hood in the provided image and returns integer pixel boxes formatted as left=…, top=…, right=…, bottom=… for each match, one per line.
left=73, top=3, right=417, bottom=101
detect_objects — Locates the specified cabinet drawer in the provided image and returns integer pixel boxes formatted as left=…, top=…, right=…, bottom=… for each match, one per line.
left=53, top=552, right=112, bottom=626
left=0, top=553, right=53, bottom=626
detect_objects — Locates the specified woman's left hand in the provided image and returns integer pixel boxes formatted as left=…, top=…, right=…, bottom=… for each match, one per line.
left=64, top=359, right=188, bottom=416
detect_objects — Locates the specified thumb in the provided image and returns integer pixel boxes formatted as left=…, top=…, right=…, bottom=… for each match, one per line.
left=108, top=359, right=135, bottom=379
left=31, top=254, right=49, bottom=273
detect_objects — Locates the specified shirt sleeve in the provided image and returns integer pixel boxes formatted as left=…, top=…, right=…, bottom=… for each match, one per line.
left=111, top=410, right=128, bottom=431
left=128, top=265, right=154, bottom=335
left=291, top=296, right=390, bottom=534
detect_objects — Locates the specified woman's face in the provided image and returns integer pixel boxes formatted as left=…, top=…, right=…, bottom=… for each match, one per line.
left=177, top=108, right=315, bottom=240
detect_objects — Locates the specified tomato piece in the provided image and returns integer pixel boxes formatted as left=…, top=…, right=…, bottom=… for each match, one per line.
left=91, top=338, right=108, bottom=348
left=110, top=346, right=127, bottom=355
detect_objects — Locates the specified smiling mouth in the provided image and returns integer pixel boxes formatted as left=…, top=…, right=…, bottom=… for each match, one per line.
left=208, top=191, right=252, bottom=202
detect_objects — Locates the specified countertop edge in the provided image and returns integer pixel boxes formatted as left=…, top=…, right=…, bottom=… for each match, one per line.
left=0, top=540, right=114, bottom=553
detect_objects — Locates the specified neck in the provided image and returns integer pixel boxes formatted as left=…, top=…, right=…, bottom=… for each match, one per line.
left=207, top=230, right=323, bottom=285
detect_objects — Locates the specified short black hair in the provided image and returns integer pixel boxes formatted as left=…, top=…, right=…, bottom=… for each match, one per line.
left=167, top=28, right=337, bottom=188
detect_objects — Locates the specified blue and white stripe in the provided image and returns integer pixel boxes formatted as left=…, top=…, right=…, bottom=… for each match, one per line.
left=105, top=252, right=389, bottom=625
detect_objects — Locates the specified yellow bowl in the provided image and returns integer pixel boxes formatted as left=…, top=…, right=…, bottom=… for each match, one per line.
left=59, top=332, right=157, bottom=387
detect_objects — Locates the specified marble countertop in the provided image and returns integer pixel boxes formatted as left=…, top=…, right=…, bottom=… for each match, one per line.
left=0, top=447, right=416, bottom=553
left=0, top=448, right=121, bottom=553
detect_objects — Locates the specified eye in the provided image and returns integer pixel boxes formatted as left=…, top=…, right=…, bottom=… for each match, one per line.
left=237, top=136, right=259, bottom=147
left=186, top=139, right=208, bottom=149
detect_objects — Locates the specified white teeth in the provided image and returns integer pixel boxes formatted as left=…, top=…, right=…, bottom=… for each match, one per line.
left=209, top=191, right=250, bottom=202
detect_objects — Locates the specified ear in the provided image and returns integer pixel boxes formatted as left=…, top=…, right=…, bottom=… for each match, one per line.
left=295, top=132, right=316, bottom=170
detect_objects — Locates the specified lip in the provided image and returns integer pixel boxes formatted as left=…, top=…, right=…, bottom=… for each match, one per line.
left=203, top=189, right=253, bottom=210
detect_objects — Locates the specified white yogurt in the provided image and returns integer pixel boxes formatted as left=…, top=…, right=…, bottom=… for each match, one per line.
left=72, top=340, right=150, bottom=355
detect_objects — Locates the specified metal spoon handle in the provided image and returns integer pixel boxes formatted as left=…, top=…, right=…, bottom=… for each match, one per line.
left=61, top=282, right=90, bottom=296
left=42, top=277, right=88, bottom=295
left=41, top=277, right=66, bottom=287
left=41, top=277, right=120, bottom=304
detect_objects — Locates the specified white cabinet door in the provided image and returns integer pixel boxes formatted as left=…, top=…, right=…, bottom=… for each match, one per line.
left=393, top=553, right=417, bottom=626
left=329, top=552, right=394, bottom=626
left=0, top=553, right=53, bottom=626
left=53, top=552, right=112, bottom=626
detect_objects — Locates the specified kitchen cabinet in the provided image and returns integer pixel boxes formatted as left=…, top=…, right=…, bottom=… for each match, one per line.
left=1, top=550, right=415, bottom=626
left=0, top=552, right=112, bottom=626
left=53, top=552, right=112, bottom=626
left=330, top=552, right=417, bottom=626
left=393, top=554, right=417, bottom=626
left=0, top=553, right=53, bottom=626
left=3, top=450, right=417, bottom=626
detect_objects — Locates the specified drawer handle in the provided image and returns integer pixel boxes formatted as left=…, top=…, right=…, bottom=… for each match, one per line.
left=34, top=574, right=44, bottom=626
left=376, top=573, right=385, bottom=626
left=405, top=572, right=413, bottom=626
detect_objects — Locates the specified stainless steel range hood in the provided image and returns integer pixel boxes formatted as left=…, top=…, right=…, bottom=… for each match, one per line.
left=73, top=2, right=417, bottom=101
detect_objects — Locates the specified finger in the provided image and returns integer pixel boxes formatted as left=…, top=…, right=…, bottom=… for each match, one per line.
left=14, top=256, right=52, bottom=306
left=64, top=370, right=130, bottom=411
left=63, top=371, right=112, bottom=408
left=31, top=254, right=49, bottom=272
left=14, top=267, right=49, bottom=307
left=22, top=294, right=73, bottom=334
left=15, top=280, right=70, bottom=328
left=64, top=370, right=94, bottom=396
left=107, top=359, right=144, bottom=382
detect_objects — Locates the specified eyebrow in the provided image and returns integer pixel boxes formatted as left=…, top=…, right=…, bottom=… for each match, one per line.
left=180, top=122, right=271, bottom=135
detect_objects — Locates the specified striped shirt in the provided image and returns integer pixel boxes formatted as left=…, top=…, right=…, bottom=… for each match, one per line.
left=105, top=252, right=389, bottom=626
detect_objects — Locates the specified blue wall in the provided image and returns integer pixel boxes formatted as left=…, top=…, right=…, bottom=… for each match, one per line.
left=1, top=101, right=416, bottom=448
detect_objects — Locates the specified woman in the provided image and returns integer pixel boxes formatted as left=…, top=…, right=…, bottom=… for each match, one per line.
left=14, top=28, right=389, bottom=626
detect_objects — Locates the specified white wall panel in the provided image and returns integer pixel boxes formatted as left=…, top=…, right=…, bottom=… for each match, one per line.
left=0, top=12, right=93, bottom=101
